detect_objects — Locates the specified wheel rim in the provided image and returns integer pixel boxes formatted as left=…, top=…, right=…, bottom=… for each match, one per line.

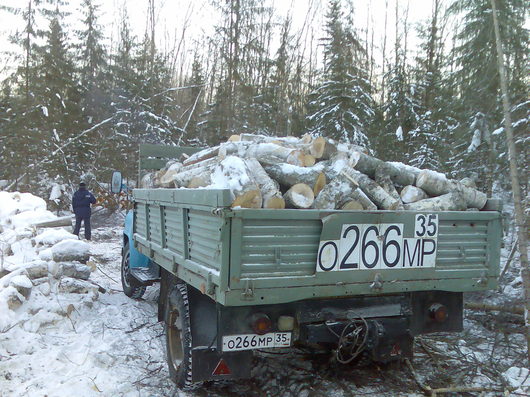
left=122, top=251, right=131, bottom=288
left=168, top=307, right=184, bottom=371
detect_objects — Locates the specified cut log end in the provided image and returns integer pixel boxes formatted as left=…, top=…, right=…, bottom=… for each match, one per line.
left=340, top=200, right=364, bottom=210
left=232, top=190, right=262, bottom=209
left=284, top=183, right=315, bottom=209
left=263, top=196, right=286, bottom=209
left=313, top=173, right=326, bottom=196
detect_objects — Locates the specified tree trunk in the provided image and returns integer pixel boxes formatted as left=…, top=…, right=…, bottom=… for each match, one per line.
left=491, top=0, right=530, bottom=364
left=32, top=216, right=73, bottom=228
left=182, top=145, right=220, bottom=166
left=416, top=170, right=487, bottom=209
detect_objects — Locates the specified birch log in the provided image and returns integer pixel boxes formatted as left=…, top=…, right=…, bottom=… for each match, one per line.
left=400, top=185, right=428, bottom=204
left=416, top=170, right=487, bottom=209
left=173, top=158, right=218, bottom=187
left=213, top=156, right=262, bottom=208
left=313, top=174, right=356, bottom=209
left=344, top=169, right=402, bottom=210
left=244, top=143, right=306, bottom=166
left=404, top=191, right=467, bottom=211
left=182, top=145, right=220, bottom=166
left=245, top=158, right=285, bottom=209
left=351, top=151, right=417, bottom=186
left=340, top=200, right=364, bottom=210
left=375, top=164, right=404, bottom=210
left=263, top=163, right=326, bottom=191
left=283, top=184, right=314, bottom=209
left=159, top=162, right=183, bottom=187
left=350, top=189, right=377, bottom=210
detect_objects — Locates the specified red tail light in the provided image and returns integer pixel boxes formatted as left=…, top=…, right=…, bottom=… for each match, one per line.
left=212, top=359, right=231, bottom=376
left=429, top=303, right=448, bottom=322
left=250, top=313, right=272, bottom=335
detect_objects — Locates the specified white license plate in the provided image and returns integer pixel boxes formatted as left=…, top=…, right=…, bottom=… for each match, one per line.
left=222, top=332, right=291, bottom=352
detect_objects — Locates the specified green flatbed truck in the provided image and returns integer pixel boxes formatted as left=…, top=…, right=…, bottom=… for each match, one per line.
left=119, top=144, right=502, bottom=388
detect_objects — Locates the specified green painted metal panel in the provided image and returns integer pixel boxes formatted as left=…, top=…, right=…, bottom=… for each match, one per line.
left=139, top=158, right=168, bottom=170
left=139, top=143, right=202, bottom=158
left=134, top=188, right=232, bottom=208
left=228, top=210, right=502, bottom=300
left=132, top=187, right=502, bottom=307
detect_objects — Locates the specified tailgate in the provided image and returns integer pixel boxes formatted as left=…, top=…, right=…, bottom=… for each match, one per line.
left=226, top=209, right=501, bottom=305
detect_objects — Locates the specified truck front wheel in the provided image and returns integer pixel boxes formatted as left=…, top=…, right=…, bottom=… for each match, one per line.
left=165, top=281, right=193, bottom=388
left=121, top=243, right=146, bottom=299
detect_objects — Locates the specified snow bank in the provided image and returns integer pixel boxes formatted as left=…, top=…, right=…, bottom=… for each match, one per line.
left=51, top=239, right=90, bottom=262
left=35, top=228, right=77, bottom=246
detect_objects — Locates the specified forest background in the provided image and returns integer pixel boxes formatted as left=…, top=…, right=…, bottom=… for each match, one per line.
left=0, top=0, right=527, bottom=201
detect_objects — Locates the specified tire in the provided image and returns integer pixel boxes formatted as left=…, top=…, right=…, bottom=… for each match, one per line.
left=121, top=243, right=146, bottom=299
left=165, top=281, right=193, bottom=389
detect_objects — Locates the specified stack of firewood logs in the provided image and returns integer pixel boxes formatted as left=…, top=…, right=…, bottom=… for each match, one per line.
left=141, top=134, right=488, bottom=211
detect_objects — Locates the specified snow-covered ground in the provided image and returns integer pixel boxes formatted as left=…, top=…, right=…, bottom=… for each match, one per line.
left=0, top=192, right=528, bottom=397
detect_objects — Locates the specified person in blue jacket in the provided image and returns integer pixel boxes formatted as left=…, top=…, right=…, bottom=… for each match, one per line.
left=72, top=182, right=96, bottom=240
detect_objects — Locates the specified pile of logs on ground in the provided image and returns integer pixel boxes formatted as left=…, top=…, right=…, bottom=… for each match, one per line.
left=141, top=133, right=489, bottom=211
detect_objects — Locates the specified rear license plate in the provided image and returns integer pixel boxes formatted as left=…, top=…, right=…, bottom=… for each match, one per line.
left=222, top=332, right=291, bottom=352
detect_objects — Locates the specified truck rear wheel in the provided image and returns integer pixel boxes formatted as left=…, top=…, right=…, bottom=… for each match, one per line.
left=165, top=281, right=193, bottom=388
left=121, top=243, right=146, bottom=299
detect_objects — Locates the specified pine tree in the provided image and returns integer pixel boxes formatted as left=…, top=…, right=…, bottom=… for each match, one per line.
left=306, top=0, right=375, bottom=146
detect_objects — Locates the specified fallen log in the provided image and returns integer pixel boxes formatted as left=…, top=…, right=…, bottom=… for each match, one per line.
left=464, top=302, right=524, bottom=315
left=416, top=170, right=487, bottom=209
left=32, top=216, right=72, bottom=228
left=283, top=183, right=314, bottom=209
left=400, top=185, right=428, bottom=204
left=404, top=191, right=467, bottom=211
left=245, top=158, right=285, bottom=209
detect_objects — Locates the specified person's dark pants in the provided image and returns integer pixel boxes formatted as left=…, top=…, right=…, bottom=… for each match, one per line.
left=73, top=211, right=91, bottom=240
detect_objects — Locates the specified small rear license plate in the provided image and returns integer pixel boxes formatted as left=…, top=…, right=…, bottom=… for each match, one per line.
left=222, top=332, right=291, bottom=352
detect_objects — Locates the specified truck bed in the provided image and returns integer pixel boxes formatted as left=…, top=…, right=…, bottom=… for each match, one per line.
left=132, top=188, right=501, bottom=306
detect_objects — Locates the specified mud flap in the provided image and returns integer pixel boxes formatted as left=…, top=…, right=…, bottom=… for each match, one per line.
left=191, top=348, right=252, bottom=382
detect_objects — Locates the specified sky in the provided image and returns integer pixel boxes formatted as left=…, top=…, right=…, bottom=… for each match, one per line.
left=0, top=0, right=435, bottom=77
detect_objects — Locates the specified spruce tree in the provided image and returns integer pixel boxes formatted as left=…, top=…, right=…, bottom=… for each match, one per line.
left=448, top=0, right=528, bottom=192
left=306, top=0, right=374, bottom=146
